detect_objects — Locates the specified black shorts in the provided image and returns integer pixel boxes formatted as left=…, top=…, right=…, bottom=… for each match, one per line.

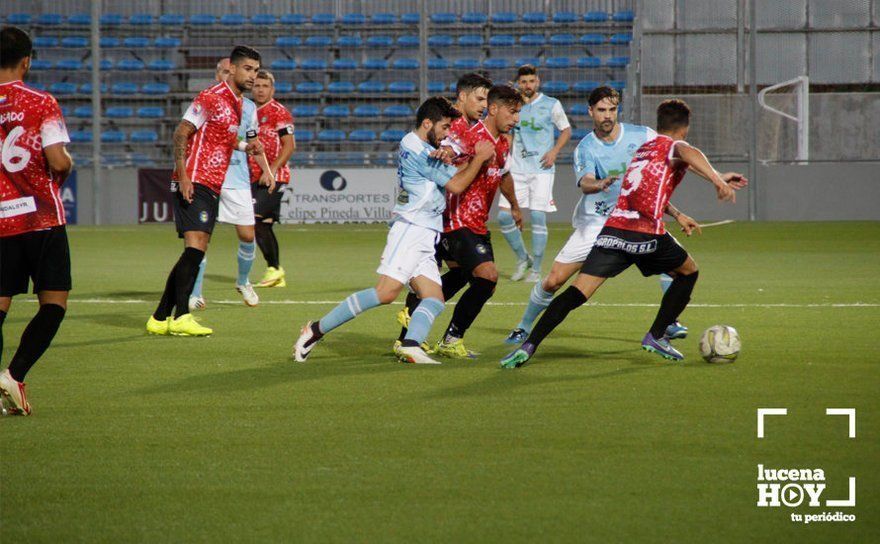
left=580, top=226, right=689, bottom=278
left=436, top=228, right=495, bottom=272
left=252, top=183, right=284, bottom=222
left=0, top=226, right=72, bottom=296
left=172, top=183, right=219, bottom=238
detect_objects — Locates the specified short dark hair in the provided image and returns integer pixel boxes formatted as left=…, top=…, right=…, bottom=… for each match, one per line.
left=416, top=96, right=462, bottom=127
left=588, top=86, right=620, bottom=107
left=656, top=99, right=691, bottom=131
left=455, top=72, right=492, bottom=96
left=0, top=26, right=33, bottom=69
left=516, top=64, right=538, bottom=79
left=256, top=69, right=275, bottom=84
left=488, top=84, right=524, bottom=109
left=230, top=45, right=261, bottom=65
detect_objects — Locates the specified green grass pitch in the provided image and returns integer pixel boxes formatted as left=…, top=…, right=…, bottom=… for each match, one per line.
left=2, top=222, right=878, bottom=543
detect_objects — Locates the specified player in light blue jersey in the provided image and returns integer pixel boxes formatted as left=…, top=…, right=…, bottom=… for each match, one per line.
left=189, top=58, right=274, bottom=311
left=293, top=97, right=495, bottom=365
left=505, top=86, right=700, bottom=344
left=500, top=65, right=572, bottom=282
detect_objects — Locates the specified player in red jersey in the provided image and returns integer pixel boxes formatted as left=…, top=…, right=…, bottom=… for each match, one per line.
left=0, top=27, right=74, bottom=415
left=146, top=45, right=270, bottom=337
left=502, top=99, right=748, bottom=368
left=248, top=70, right=295, bottom=288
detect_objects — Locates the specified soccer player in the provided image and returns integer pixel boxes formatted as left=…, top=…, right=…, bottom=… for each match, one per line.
left=501, top=65, right=572, bottom=282
left=501, top=99, right=748, bottom=368
left=504, top=86, right=699, bottom=345
left=248, top=70, right=295, bottom=288
left=0, top=26, right=74, bottom=415
left=188, top=58, right=275, bottom=311
left=293, top=97, right=495, bottom=365
left=146, top=46, right=271, bottom=337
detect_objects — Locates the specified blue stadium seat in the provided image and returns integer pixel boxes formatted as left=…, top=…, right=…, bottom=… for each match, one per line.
left=428, top=58, right=449, bottom=70
left=118, top=59, right=146, bottom=71
left=580, top=33, right=605, bottom=45
left=318, top=130, right=346, bottom=142
left=462, top=13, right=488, bottom=24
left=30, top=60, right=52, bottom=70
left=221, top=14, right=247, bottom=25
left=100, top=13, right=124, bottom=26
left=372, top=13, right=396, bottom=25
left=542, top=81, right=570, bottom=93
left=606, top=56, right=629, bottom=68
left=401, top=13, right=420, bottom=24
left=49, top=82, right=77, bottom=95
left=7, top=14, right=32, bottom=25
left=573, top=81, right=600, bottom=94
left=368, top=36, right=394, bottom=48
left=70, top=131, right=92, bottom=143
left=106, top=107, right=133, bottom=118
left=578, top=56, right=601, bottom=68
left=36, top=14, right=64, bottom=25
left=296, top=82, right=323, bottom=93
left=131, top=153, right=155, bottom=166
left=363, top=58, right=388, bottom=70
left=427, top=81, right=447, bottom=93
left=491, top=12, right=517, bottom=24
left=550, top=34, right=576, bottom=46
left=546, top=57, right=571, bottom=69
left=190, top=14, right=216, bottom=25
left=613, top=11, right=635, bottom=22
left=276, top=36, right=301, bottom=48
left=522, top=12, right=547, bottom=24
left=483, top=58, right=509, bottom=70
left=489, top=35, right=515, bottom=47
left=274, top=82, right=293, bottom=93
left=553, top=12, right=578, bottom=24
left=608, top=80, right=626, bottom=91
left=431, top=13, right=457, bottom=25
left=520, top=34, right=545, bottom=46
left=73, top=106, right=93, bottom=118
left=86, top=59, right=114, bottom=70
left=300, top=58, right=327, bottom=70
left=123, top=37, right=151, bottom=48
left=610, top=33, right=633, bottom=44
left=328, top=81, right=355, bottom=94
left=380, top=130, right=406, bottom=142
left=584, top=11, right=609, bottom=23
left=148, top=59, right=174, bottom=71
left=80, top=83, right=108, bottom=94
left=34, top=37, right=59, bottom=48
left=448, top=82, right=458, bottom=92
left=100, top=37, right=120, bottom=48
left=137, top=107, right=164, bottom=118
left=428, top=35, right=453, bottom=48
left=454, top=58, right=480, bottom=70
left=388, top=81, right=416, bottom=93
left=323, top=105, right=350, bottom=118
left=333, top=58, right=358, bottom=70
left=572, top=128, right=589, bottom=140
left=354, top=105, right=381, bottom=117
left=358, top=81, right=385, bottom=93
left=155, top=37, right=181, bottom=48
left=130, top=14, right=154, bottom=25
left=251, top=14, right=277, bottom=25
left=141, top=82, right=170, bottom=95
left=337, top=36, right=363, bottom=47
left=570, top=104, right=590, bottom=116
left=305, top=36, right=332, bottom=48
left=280, top=14, right=307, bottom=25
left=294, top=130, right=314, bottom=142
left=383, top=105, right=412, bottom=118
left=102, top=131, right=126, bottom=143
left=458, top=35, right=483, bottom=47
left=349, top=130, right=376, bottom=142
left=342, top=13, right=366, bottom=25
left=111, top=82, right=139, bottom=95
left=312, top=13, right=335, bottom=25
left=271, top=58, right=297, bottom=71
left=61, top=37, right=89, bottom=48
left=292, top=105, right=319, bottom=117
left=56, top=59, right=83, bottom=70
left=393, top=58, right=419, bottom=70
left=515, top=57, right=541, bottom=68
left=29, top=83, right=48, bottom=91
left=159, top=14, right=185, bottom=25
left=397, top=36, right=419, bottom=48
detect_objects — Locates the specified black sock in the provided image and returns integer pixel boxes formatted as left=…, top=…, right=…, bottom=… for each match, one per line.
left=173, top=247, right=206, bottom=318
left=524, top=286, right=588, bottom=351
left=8, top=304, right=66, bottom=382
left=397, top=291, right=421, bottom=341
left=444, top=277, right=496, bottom=340
left=0, top=310, right=6, bottom=366
left=255, top=222, right=280, bottom=268
left=649, top=271, right=699, bottom=338
left=441, top=268, right=469, bottom=301
left=153, top=266, right=177, bottom=321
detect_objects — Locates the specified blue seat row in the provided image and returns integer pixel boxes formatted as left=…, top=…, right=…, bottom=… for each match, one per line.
left=40, top=82, right=171, bottom=95
left=291, top=104, right=414, bottom=119
left=274, top=32, right=632, bottom=49
left=70, top=106, right=165, bottom=119
left=268, top=56, right=626, bottom=72
left=31, top=59, right=176, bottom=71
left=32, top=36, right=181, bottom=48
left=69, top=129, right=159, bottom=143
left=293, top=129, right=408, bottom=144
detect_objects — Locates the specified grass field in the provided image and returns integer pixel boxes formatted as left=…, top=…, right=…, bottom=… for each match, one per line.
left=2, top=221, right=878, bottom=543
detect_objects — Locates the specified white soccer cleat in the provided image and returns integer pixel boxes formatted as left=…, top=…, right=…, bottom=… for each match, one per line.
left=236, top=283, right=259, bottom=307
left=188, top=295, right=206, bottom=312
left=395, top=344, right=442, bottom=365
left=525, top=270, right=542, bottom=283
left=511, top=257, right=533, bottom=281
left=0, top=369, right=31, bottom=416
left=293, top=321, right=322, bottom=362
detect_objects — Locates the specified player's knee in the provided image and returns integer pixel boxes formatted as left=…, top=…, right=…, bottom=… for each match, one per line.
left=376, top=288, right=399, bottom=305
left=542, top=274, right=563, bottom=292
left=475, top=269, right=498, bottom=284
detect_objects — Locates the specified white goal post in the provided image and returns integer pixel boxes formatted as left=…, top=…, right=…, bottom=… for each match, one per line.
left=757, top=75, right=810, bottom=162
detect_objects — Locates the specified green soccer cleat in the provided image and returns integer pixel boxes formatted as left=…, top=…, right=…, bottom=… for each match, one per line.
left=500, top=348, right=532, bottom=369
left=257, top=266, right=286, bottom=288
left=434, top=337, right=479, bottom=359
left=146, top=315, right=171, bottom=336
left=393, top=339, right=433, bottom=354
left=168, top=314, right=213, bottom=337
left=396, top=307, right=411, bottom=328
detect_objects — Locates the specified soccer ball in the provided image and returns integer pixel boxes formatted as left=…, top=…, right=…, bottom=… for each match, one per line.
left=699, top=325, right=741, bottom=363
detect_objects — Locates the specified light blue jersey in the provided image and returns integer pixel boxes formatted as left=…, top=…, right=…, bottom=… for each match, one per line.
left=222, top=97, right=258, bottom=190
left=571, top=123, right=657, bottom=228
left=511, top=93, right=570, bottom=174
left=393, top=132, right=458, bottom=232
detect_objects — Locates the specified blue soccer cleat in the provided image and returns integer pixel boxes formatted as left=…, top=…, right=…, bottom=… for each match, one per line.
left=641, top=332, right=684, bottom=361
left=504, top=328, right=528, bottom=345
left=665, top=321, right=688, bottom=340
left=500, top=344, right=535, bottom=369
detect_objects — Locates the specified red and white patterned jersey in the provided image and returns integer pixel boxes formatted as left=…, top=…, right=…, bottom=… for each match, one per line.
left=443, top=120, right=511, bottom=235
left=173, top=81, right=243, bottom=194
left=0, top=81, right=70, bottom=237
left=442, top=116, right=477, bottom=166
left=249, top=99, right=294, bottom=184
left=605, top=135, right=690, bottom=235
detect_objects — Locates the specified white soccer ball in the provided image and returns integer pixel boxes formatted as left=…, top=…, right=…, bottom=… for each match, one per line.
left=699, top=325, right=741, bottom=363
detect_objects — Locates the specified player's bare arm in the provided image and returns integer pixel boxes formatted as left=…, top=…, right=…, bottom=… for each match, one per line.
left=272, top=133, right=295, bottom=175
left=499, top=172, right=523, bottom=230
left=172, top=120, right=197, bottom=202
left=541, top=127, right=571, bottom=169
left=577, top=173, right=617, bottom=194
left=444, top=140, right=495, bottom=194
left=246, top=135, right=276, bottom=193
left=665, top=202, right=701, bottom=236
left=43, top=142, right=73, bottom=183
left=674, top=143, right=747, bottom=203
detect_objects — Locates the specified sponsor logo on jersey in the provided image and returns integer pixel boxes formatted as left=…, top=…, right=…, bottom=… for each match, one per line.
left=595, top=235, right=657, bottom=254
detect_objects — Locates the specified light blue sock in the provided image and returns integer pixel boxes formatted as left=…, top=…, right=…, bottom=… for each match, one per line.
left=237, top=241, right=255, bottom=286
left=498, top=210, right=529, bottom=262
left=660, top=274, right=674, bottom=293
left=403, top=298, right=445, bottom=344
left=530, top=210, right=548, bottom=272
left=318, top=288, right=381, bottom=334
left=192, top=257, right=206, bottom=297
left=516, top=282, right=555, bottom=332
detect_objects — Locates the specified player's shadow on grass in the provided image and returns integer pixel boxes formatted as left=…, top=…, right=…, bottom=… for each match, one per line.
left=477, top=325, right=636, bottom=346
left=205, top=273, right=236, bottom=283
left=93, top=290, right=156, bottom=299
left=65, top=311, right=147, bottom=330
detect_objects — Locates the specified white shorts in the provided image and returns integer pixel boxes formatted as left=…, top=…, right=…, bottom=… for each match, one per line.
left=217, top=187, right=255, bottom=226
left=498, top=171, right=557, bottom=212
left=376, top=221, right=442, bottom=286
left=554, top=219, right=606, bottom=264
